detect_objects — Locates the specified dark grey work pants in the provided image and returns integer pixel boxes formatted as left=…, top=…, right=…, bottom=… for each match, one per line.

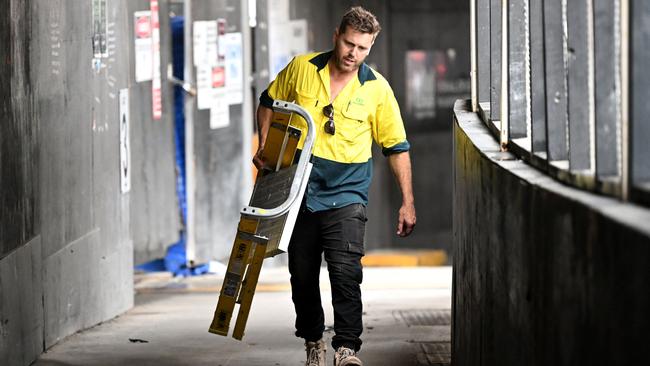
left=288, top=203, right=367, bottom=351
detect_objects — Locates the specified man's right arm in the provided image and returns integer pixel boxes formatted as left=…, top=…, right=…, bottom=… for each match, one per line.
left=253, top=104, right=274, bottom=169
left=253, top=56, right=298, bottom=169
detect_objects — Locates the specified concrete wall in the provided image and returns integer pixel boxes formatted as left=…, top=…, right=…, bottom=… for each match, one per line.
left=452, top=100, right=650, bottom=366
left=0, top=1, right=179, bottom=364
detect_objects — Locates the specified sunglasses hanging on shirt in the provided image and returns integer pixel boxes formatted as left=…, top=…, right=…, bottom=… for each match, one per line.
left=322, top=103, right=335, bottom=135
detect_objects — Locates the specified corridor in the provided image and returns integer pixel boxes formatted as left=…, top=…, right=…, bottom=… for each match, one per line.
left=34, top=267, right=452, bottom=366
left=2, top=0, right=649, bottom=365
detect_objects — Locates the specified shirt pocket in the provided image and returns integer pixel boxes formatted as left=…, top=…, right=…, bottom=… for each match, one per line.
left=295, top=88, right=318, bottom=107
left=340, top=104, right=371, bottom=143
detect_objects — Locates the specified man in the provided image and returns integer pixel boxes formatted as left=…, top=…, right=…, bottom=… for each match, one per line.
left=253, top=6, right=415, bottom=366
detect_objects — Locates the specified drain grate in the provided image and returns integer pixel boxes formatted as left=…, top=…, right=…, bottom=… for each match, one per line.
left=395, top=309, right=451, bottom=326
left=419, top=342, right=451, bottom=365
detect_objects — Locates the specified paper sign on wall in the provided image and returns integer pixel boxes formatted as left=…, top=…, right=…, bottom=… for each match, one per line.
left=92, top=0, right=108, bottom=58
left=119, top=89, right=131, bottom=193
left=134, top=11, right=153, bottom=82
left=91, top=0, right=108, bottom=71
left=193, top=21, right=218, bottom=68
left=194, top=19, right=238, bottom=121
left=223, top=32, right=243, bottom=105
left=210, top=90, right=230, bottom=129
left=194, top=20, right=219, bottom=110
left=217, top=19, right=227, bottom=61
left=197, top=65, right=221, bottom=110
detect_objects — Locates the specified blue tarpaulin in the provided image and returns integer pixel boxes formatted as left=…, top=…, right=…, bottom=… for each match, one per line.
left=136, top=16, right=209, bottom=277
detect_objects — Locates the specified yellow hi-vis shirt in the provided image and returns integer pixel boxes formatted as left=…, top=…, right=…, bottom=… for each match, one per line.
left=260, top=51, right=410, bottom=212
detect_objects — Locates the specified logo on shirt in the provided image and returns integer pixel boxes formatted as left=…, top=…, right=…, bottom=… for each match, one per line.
left=351, top=97, right=365, bottom=106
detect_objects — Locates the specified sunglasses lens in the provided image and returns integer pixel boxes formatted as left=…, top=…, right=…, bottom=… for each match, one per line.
left=324, top=120, right=335, bottom=135
left=323, top=104, right=333, bottom=117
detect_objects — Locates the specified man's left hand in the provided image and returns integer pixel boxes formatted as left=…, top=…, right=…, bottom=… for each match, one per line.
left=396, top=203, right=416, bottom=237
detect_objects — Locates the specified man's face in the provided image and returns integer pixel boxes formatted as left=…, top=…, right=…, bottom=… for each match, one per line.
left=332, top=27, right=374, bottom=73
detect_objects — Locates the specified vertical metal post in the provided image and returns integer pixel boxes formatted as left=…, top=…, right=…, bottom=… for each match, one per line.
left=477, top=0, right=492, bottom=109
left=594, top=0, right=621, bottom=178
left=471, top=0, right=478, bottom=112
left=543, top=0, right=569, bottom=161
left=530, top=0, right=547, bottom=153
left=500, top=0, right=509, bottom=149
left=562, top=0, right=571, bottom=160
left=620, top=0, right=629, bottom=200
left=566, top=0, right=593, bottom=171
left=524, top=0, right=532, bottom=144
left=240, top=0, right=254, bottom=203
left=507, top=0, right=530, bottom=141
left=491, top=0, right=503, bottom=120
left=184, top=0, right=197, bottom=264
left=587, top=0, right=596, bottom=174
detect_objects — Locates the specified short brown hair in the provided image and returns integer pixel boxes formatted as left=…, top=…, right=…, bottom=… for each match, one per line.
left=338, top=6, right=381, bottom=37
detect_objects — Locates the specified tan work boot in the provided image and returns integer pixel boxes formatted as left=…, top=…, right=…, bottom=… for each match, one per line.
left=305, top=339, right=326, bottom=366
left=333, top=346, right=363, bottom=366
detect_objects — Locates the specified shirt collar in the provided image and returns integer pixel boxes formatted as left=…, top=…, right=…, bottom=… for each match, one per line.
left=309, top=51, right=377, bottom=86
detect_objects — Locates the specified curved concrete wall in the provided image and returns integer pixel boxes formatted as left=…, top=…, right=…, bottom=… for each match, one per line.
left=452, top=100, right=650, bottom=366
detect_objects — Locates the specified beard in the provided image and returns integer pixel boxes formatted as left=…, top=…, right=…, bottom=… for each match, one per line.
left=333, top=50, right=363, bottom=73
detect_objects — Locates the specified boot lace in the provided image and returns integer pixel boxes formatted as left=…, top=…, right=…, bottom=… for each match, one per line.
left=335, top=347, right=362, bottom=366
left=306, top=341, right=325, bottom=366
left=337, top=347, right=355, bottom=359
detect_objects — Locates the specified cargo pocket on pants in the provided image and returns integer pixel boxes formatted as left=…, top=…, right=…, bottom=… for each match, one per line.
left=343, top=204, right=367, bottom=256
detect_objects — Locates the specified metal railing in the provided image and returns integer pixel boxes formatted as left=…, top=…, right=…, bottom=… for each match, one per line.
left=470, top=0, right=650, bottom=208
left=240, top=100, right=316, bottom=219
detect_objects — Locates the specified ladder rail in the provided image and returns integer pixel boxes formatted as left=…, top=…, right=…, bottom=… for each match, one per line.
left=240, top=100, right=315, bottom=219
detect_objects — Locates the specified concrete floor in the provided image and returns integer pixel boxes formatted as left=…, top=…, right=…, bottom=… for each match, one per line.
left=34, top=266, right=452, bottom=366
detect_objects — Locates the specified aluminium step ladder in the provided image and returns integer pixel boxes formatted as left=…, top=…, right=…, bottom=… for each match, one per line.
left=208, top=100, right=315, bottom=340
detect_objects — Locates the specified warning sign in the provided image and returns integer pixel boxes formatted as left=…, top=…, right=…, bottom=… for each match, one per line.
left=135, top=15, right=151, bottom=39
left=134, top=11, right=153, bottom=82
left=212, top=66, right=225, bottom=88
